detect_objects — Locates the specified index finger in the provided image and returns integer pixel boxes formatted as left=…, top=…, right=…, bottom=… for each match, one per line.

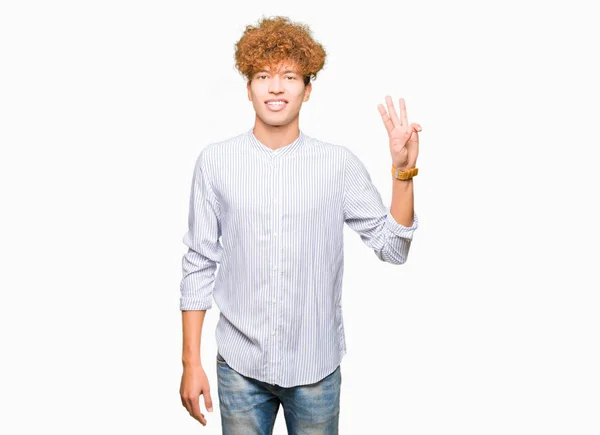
left=400, top=98, right=409, bottom=128
left=190, top=398, right=207, bottom=426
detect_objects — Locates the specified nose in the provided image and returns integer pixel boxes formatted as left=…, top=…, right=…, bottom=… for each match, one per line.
left=268, top=75, right=283, bottom=94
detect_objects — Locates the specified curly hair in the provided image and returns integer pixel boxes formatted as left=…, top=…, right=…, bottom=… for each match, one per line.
left=234, top=16, right=327, bottom=86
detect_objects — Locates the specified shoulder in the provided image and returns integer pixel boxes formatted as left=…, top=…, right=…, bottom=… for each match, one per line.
left=194, top=130, right=249, bottom=169
left=200, top=131, right=248, bottom=158
left=301, top=132, right=353, bottom=160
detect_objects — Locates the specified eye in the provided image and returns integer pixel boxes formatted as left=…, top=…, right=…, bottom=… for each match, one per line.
left=286, top=75, right=295, bottom=80
left=257, top=75, right=268, bottom=79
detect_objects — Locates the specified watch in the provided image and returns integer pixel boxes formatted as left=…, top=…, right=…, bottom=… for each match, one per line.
left=392, top=165, right=419, bottom=180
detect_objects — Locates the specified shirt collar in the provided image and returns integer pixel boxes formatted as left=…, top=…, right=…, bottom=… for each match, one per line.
left=247, top=127, right=306, bottom=158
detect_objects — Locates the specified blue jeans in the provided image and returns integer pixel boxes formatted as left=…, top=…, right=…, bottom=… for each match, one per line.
left=216, top=352, right=341, bottom=434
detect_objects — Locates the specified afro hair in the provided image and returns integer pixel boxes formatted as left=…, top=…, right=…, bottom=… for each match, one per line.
left=234, top=16, right=327, bottom=86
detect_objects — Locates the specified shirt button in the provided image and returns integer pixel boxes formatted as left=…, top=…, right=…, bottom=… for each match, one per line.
left=274, top=232, right=278, bottom=237
left=272, top=297, right=276, bottom=303
left=272, top=330, right=276, bottom=336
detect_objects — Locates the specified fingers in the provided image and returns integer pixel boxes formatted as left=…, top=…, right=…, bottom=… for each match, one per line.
left=406, top=124, right=421, bottom=140
left=379, top=97, right=421, bottom=137
left=385, top=95, right=402, bottom=128
left=410, top=123, right=422, bottom=133
left=182, top=393, right=207, bottom=426
left=377, top=104, right=394, bottom=134
left=399, top=98, right=409, bottom=128
left=190, top=398, right=207, bottom=426
left=203, top=390, right=214, bottom=414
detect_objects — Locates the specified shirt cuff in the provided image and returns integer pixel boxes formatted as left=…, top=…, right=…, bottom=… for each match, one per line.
left=180, top=296, right=213, bottom=311
left=384, top=209, right=419, bottom=239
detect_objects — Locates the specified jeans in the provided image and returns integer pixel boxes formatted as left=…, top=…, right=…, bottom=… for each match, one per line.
left=216, top=352, right=341, bottom=435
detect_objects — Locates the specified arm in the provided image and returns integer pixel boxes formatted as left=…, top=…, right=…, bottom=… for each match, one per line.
left=180, top=149, right=223, bottom=359
left=180, top=309, right=213, bottom=425
left=180, top=149, right=222, bottom=310
left=182, top=310, right=207, bottom=366
left=390, top=176, right=414, bottom=227
left=179, top=150, right=220, bottom=426
left=343, top=149, right=418, bottom=265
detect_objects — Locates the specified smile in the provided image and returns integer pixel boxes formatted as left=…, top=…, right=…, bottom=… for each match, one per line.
left=265, top=101, right=287, bottom=112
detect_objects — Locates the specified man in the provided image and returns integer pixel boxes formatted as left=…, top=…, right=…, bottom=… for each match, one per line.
left=179, top=16, right=421, bottom=434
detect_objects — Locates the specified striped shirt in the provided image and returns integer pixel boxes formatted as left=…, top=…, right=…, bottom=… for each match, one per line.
left=180, top=127, right=418, bottom=387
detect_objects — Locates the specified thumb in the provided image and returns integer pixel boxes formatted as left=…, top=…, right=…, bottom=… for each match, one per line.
left=204, top=390, right=214, bottom=412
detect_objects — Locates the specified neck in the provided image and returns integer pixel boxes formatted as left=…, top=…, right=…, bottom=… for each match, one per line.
left=252, top=116, right=300, bottom=150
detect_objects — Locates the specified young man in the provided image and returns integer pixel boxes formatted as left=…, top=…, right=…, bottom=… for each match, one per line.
left=179, top=16, right=421, bottom=434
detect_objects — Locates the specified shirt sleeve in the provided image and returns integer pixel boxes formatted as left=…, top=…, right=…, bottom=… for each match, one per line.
left=343, top=148, right=418, bottom=264
left=180, top=149, right=223, bottom=310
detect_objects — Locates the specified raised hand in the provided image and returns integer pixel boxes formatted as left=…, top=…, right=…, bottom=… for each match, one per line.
left=377, top=96, right=422, bottom=171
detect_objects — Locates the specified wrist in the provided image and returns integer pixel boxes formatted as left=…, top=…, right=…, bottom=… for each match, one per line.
left=182, top=356, right=202, bottom=367
left=392, top=162, right=416, bottom=171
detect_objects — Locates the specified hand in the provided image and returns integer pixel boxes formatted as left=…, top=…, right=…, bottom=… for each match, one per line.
left=180, top=364, right=214, bottom=426
left=377, top=96, right=422, bottom=171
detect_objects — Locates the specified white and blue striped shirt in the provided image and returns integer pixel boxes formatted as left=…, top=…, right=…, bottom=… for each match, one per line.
left=180, top=128, right=418, bottom=387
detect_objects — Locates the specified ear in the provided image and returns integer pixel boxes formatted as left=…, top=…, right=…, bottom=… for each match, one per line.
left=303, top=82, right=312, bottom=102
left=247, top=80, right=252, bottom=101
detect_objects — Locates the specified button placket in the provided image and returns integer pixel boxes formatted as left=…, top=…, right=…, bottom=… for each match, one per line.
left=273, top=162, right=280, bottom=271
left=274, top=159, right=284, bottom=385
left=270, top=158, right=280, bottom=379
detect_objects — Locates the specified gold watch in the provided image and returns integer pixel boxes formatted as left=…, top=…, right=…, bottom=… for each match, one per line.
left=392, top=165, right=418, bottom=180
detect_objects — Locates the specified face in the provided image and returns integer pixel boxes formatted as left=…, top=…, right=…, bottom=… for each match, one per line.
left=247, top=61, right=312, bottom=128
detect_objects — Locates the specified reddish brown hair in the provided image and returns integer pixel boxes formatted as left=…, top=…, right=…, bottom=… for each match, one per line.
left=234, top=16, right=327, bottom=86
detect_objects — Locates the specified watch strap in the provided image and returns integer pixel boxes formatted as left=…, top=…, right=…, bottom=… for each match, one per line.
left=392, top=165, right=419, bottom=180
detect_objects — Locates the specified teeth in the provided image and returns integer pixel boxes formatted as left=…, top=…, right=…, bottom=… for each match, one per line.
left=267, top=101, right=285, bottom=105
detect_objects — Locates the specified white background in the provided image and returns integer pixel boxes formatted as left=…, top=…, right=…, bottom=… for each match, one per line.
left=1, top=0, right=598, bottom=434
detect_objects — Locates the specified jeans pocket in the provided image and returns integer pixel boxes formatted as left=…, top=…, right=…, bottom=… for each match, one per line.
left=216, top=352, right=227, bottom=365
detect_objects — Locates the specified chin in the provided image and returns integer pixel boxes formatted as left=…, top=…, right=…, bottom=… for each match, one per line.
left=258, top=114, right=293, bottom=127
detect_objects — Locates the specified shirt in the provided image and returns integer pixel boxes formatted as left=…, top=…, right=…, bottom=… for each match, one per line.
left=180, top=127, right=418, bottom=387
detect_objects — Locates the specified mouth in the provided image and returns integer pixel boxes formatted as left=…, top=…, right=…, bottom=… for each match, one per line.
left=265, top=100, right=288, bottom=112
